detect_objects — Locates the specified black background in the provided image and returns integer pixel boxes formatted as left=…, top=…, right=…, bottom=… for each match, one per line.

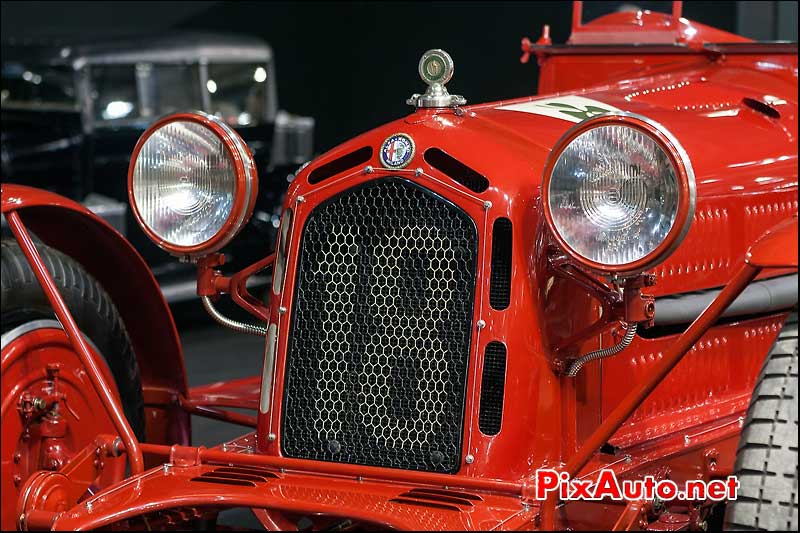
left=2, top=1, right=740, bottom=152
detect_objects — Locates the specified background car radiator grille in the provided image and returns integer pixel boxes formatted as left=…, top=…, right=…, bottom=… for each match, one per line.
left=282, top=177, right=477, bottom=473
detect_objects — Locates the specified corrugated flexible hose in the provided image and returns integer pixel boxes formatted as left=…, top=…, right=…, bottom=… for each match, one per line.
left=566, top=322, right=638, bottom=377
left=201, top=295, right=267, bottom=337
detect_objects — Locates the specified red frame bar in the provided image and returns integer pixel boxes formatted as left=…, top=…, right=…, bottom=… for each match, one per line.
left=178, top=396, right=257, bottom=427
left=134, top=442, right=522, bottom=496
left=5, top=210, right=144, bottom=475
left=540, top=261, right=762, bottom=529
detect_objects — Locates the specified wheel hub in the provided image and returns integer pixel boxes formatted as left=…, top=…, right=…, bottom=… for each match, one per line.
left=1, top=321, right=122, bottom=530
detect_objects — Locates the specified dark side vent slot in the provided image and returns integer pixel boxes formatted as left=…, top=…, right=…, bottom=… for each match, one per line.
left=424, top=148, right=489, bottom=193
left=479, top=342, right=507, bottom=435
left=389, top=498, right=462, bottom=512
left=489, top=218, right=512, bottom=310
left=403, top=487, right=483, bottom=502
left=308, top=146, right=373, bottom=184
left=742, top=97, right=780, bottom=119
left=390, top=487, right=483, bottom=512
left=190, top=476, right=255, bottom=487
left=190, top=467, right=277, bottom=487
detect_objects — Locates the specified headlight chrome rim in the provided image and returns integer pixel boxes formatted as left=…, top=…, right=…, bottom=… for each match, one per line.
left=542, top=112, right=696, bottom=275
left=127, top=111, right=258, bottom=258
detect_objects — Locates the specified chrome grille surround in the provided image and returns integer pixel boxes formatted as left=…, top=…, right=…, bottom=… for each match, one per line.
left=282, top=177, right=478, bottom=473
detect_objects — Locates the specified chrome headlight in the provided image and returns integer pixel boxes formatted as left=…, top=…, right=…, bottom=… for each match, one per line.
left=543, top=113, right=695, bottom=275
left=128, top=111, right=258, bottom=258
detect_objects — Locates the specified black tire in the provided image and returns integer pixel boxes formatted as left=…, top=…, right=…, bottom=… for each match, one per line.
left=725, top=312, right=798, bottom=531
left=0, top=239, right=145, bottom=441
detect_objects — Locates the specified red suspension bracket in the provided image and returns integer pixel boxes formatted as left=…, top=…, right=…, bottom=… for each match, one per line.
left=549, top=252, right=656, bottom=356
left=196, top=252, right=275, bottom=322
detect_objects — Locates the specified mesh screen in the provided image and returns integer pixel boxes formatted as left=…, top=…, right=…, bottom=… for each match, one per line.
left=282, top=178, right=477, bottom=473
left=478, top=342, right=507, bottom=435
left=489, top=218, right=512, bottom=310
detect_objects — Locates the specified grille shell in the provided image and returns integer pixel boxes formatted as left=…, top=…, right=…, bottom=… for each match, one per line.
left=282, top=177, right=478, bottom=473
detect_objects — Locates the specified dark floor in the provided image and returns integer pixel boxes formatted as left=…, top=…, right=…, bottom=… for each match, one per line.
left=174, top=300, right=265, bottom=447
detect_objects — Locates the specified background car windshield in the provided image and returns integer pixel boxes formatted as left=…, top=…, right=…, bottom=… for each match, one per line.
left=148, top=64, right=203, bottom=117
left=1, top=63, right=76, bottom=109
left=206, top=63, right=269, bottom=126
left=91, top=65, right=139, bottom=122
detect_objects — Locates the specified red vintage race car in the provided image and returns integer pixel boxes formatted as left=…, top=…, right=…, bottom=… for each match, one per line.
left=1, top=2, right=797, bottom=531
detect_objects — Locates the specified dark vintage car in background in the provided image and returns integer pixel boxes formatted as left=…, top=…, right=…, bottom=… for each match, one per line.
left=1, top=33, right=314, bottom=301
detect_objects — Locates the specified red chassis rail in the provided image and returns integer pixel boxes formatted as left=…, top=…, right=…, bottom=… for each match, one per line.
left=5, top=176, right=796, bottom=530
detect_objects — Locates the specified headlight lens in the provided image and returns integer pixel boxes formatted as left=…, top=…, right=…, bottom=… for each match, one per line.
left=129, top=112, right=257, bottom=257
left=544, top=115, right=694, bottom=274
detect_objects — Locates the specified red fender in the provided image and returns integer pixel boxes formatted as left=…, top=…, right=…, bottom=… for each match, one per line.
left=1, top=183, right=190, bottom=446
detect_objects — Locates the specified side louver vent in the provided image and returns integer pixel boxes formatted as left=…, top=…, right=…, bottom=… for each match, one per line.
left=190, top=466, right=278, bottom=487
left=390, top=487, right=483, bottom=512
left=424, top=148, right=489, bottom=193
left=489, top=218, right=512, bottom=310
left=308, top=146, right=373, bottom=184
left=479, top=341, right=507, bottom=435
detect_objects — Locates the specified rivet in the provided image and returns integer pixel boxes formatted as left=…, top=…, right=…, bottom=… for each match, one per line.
left=483, top=200, right=492, bottom=210
left=476, top=320, right=486, bottom=330
left=738, top=416, right=744, bottom=428
left=163, top=464, right=170, bottom=473
left=414, top=168, right=423, bottom=176
left=267, top=433, right=277, bottom=442
left=684, top=435, right=690, bottom=445
left=465, top=454, right=474, bottom=464
left=13, top=475, right=21, bottom=486
left=222, top=443, right=228, bottom=451
left=13, top=453, right=21, bottom=464
left=364, top=166, right=374, bottom=174
left=296, top=195, right=305, bottom=203
left=86, top=500, right=92, bottom=511
left=278, top=306, right=287, bottom=315
left=625, top=454, right=632, bottom=463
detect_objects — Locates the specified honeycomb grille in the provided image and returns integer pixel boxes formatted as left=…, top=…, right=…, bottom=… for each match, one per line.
left=282, top=178, right=477, bottom=473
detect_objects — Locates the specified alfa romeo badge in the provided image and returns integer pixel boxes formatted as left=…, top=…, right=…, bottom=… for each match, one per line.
left=379, top=133, right=416, bottom=169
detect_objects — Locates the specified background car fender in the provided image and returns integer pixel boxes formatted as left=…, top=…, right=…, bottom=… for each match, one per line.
left=1, top=183, right=190, bottom=447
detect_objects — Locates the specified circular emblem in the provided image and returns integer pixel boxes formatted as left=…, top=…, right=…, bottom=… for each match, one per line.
left=379, top=133, right=416, bottom=169
left=418, top=49, right=454, bottom=86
